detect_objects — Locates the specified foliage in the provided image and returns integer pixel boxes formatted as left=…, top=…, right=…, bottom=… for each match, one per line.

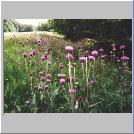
left=4, top=32, right=132, bottom=113
left=37, top=22, right=51, bottom=31
left=3, top=19, right=35, bottom=32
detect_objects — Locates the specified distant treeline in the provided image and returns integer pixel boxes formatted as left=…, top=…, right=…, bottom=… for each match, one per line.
left=3, top=19, right=35, bottom=32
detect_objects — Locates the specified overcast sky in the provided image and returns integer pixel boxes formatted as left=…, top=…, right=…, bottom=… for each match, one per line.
left=15, top=19, right=49, bottom=26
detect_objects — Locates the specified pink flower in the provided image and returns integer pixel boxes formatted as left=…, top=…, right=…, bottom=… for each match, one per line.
left=60, top=78, right=66, bottom=85
left=99, top=48, right=104, bottom=53
left=46, top=74, right=52, bottom=79
left=91, top=50, right=98, bottom=57
left=58, top=74, right=66, bottom=78
left=41, top=56, right=45, bottom=61
left=121, top=56, right=129, bottom=62
left=120, top=45, right=126, bottom=50
left=79, top=56, right=86, bottom=62
left=32, top=50, right=37, bottom=55
left=48, top=61, right=51, bottom=66
left=65, top=46, right=73, bottom=51
left=59, top=63, right=64, bottom=69
left=88, top=55, right=95, bottom=61
left=77, top=45, right=83, bottom=50
left=36, top=39, right=42, bottom=45
left=22, top=52, right=27, bottom=58
left=40, top=76, right=46, bottom=81
left=68, top=89, right=75, bottom=96
left=101, top=54, right=107, bottom=59
left=65, top=53, right=74, bottom=60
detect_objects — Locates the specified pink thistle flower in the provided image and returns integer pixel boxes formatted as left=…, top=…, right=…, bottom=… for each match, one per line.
left=59, top=63, right=64, bottom=69
left=48, top=61, right=51, bottom=66
left=65, top=53, right=74, bottom=60
left=41, top=56, right=45, bottom=61
left=77, top=45, right=83, bottom=50
left=91, top=50, right=98, bottom=57
left=32, top=50, right=37, bottom=55
left=79, top=56, right=86, bottom=62
left=121, top=56, right=129, bottom=62
left=120, top=45, right=126, bottom=50
left=40, top=76, right=46, bottom=81
left=46, top=74, right=52, bottom=79
left=22, top=52, right=28, bottom=58
left=99, top=48, right=104, bottom=53
left=88, top=55, right=95, bottom=61
left=65, top=46, right=73, bottom=52
left=36, top=39, right=42, bottom=45
left=101, top=54, right=107, bottom=59
left=57, top=74, right=66, bottom=78
left=60, top=78, right=66, bottom=85
left=68, top=89, right=75, bottom=96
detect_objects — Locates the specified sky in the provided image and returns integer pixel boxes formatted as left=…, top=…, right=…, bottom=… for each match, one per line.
left=15, top=19, right=49, bottom=27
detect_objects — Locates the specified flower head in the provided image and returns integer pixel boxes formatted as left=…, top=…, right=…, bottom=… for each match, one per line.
left=79, top=56, right=86, bottom=62
left=65, top=46, right=73, bottom=52
left=91, top=50, right=98, bottom=57
left=88, top=55, right=95, bottom=61
left=121, top=56, right=129, bottom=62
left=68, top=89, right=75, bottom=96
left=60, top=78, right=66, bottom=85
left=120, top=45, right=126, bottom=50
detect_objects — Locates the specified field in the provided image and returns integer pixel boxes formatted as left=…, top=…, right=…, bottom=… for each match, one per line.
left=4, top=32, right=132, bottom=113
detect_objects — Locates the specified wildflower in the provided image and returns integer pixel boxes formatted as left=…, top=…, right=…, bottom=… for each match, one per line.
left=88, top=55, right=95, bottom=61
left=91, top=50, right=98, bottom=57
left=99, top=48, right=104, bottom=53
left=77, top=45, right=83, bottom=50
left=58, top=74, right=66, bottom=78
left=32, top=50, right=37, bottom=55
left=60, top=78, right=66, bottom=85
left=120, top=45, right=126, bottom=50
left=36, top=39, right=42, bottom=45
left=46, top=74, right=52, bottom=79
left=41, top=56, right=45, bottom=61
left=40, top=76, right=46, bottom=81
left=68, top=89, right=75, bottom=96
left=79, top=56, right=86, bottom=62
left=22, top=52, right=27, bottom=58
left=65, top=53, right=74, bottom=60
left=65, top=46, right=73, bottom=52
left=101, top=54, right=107, bottom=59
left=121, top=56, right=129, bottom=62
left=48, top=61, right=51, bottom=66
left=59, top=63, right=64, bottom=69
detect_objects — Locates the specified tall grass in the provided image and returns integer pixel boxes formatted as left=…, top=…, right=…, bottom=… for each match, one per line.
left=4, top=33, right=132, bottom=113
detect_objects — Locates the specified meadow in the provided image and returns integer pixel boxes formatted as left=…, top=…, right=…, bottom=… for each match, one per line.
left=4, top=32, right=132, bottom=113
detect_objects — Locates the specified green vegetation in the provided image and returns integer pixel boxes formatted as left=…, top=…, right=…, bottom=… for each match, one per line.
left=4, top=32, right=132, bottom=113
